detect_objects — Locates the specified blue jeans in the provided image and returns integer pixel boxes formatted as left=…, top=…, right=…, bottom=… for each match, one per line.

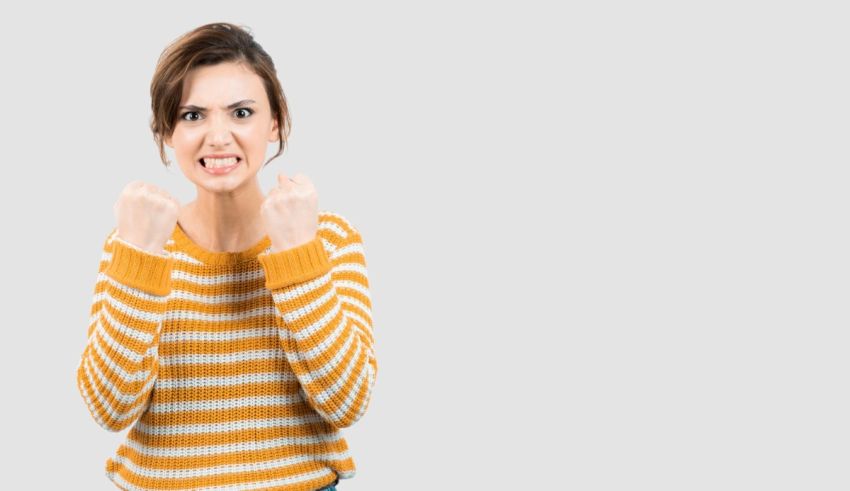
left=316, top=476, right=339, bottom=490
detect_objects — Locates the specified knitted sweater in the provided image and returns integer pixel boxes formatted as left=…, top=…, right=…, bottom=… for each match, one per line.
left=76, top=210, right=376, bottom=491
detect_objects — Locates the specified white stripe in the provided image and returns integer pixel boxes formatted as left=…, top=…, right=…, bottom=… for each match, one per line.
left=161, top=306, right=277, bottom=323
left=329, top=241, right=364, bottom=260
left=108, top=456, right=341, bottom=488
left=160, top=349, right=285, bottom=366
left=167, top=285, right=268, bottom=304
left=335, top=278, right=371, bottom=300
left=134, top=413, right=325, bottom=435
left=269, top=272, right=328, bottom=303
left=321, top=211, right=359, bottom=238
left=160, top=326, right=278, bottom=343
left=320, top=217, right=350, bottom=240
left=172, top=268, right=266, bottom=285
left=156, top=371, right=295, bottom=389
left=330, top=262, right=369, bottom=277
left=149, top=394, right=302, bottom=413
left=121, top=430, right=347, bottom=458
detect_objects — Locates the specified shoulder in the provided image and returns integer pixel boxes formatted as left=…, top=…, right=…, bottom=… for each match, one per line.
left=319, top=209, right=361, bottom=238
left=318, top=209, right=363, bottom=248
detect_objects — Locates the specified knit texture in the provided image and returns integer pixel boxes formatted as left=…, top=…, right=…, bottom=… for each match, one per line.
left=76, top=211, right=376, bottom=491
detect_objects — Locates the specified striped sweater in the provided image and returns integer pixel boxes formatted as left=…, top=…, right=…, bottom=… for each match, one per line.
left=76, top=211, right=376, bottom=491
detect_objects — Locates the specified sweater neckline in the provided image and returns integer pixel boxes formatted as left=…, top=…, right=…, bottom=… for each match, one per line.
left=172, top=221, right=271, bottom=265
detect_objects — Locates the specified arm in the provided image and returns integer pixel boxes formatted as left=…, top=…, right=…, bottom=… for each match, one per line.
left=76, top=228, right=174, bottom=432
left=257, top=216, right=377, bottom=429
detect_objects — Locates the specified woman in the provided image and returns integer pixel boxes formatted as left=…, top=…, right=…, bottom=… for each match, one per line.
left=76, top=22, right=376, bottom=491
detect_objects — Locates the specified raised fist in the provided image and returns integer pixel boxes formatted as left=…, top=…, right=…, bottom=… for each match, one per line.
left=260, top=173, right=320, bottom=252
left=113, top=181, right=180, bottom=255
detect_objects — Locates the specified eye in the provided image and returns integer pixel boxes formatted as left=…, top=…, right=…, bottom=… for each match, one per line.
left=179, top=108, right=254, bottom=121
left=181, top=111, right=200, bottom=121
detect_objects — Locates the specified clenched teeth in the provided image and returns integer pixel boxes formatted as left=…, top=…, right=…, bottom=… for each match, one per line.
left=202, top=157, right=239, bottom=168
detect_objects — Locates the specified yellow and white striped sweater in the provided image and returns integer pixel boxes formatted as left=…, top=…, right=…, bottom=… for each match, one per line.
left=76, top=211, right=376, bottom=491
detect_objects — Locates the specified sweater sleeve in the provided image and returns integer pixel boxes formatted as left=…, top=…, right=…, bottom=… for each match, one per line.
left=76, top=228, right=174, bottom=432
left=257, top=218, right=377, bottom=429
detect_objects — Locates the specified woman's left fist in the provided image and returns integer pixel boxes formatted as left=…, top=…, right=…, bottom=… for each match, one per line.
left=260, top=172, right=320, bottom=252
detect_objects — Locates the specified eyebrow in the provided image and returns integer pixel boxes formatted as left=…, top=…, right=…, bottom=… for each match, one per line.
left=178, top=99, right=257, bottom=111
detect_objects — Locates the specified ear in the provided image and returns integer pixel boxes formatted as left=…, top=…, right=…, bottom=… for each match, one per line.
left=269, top=118, right=280, bottom=142
left=163, top=134, right=172, bottom=148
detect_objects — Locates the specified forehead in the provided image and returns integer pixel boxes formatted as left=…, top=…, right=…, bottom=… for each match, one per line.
left=180, top=62, right=267, bottom=104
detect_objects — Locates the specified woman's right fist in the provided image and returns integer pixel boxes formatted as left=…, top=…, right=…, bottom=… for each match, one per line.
left=113, top=181, right=180, bottom=255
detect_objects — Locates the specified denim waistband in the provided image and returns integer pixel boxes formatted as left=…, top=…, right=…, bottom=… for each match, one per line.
left=315, top=476, right=340, bottom=490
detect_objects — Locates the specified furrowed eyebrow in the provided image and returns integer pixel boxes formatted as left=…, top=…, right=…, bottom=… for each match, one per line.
left=178, top=99, right=257, bottom=111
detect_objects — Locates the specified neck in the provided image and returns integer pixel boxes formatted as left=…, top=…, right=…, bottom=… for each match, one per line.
left=181, top=179, right=267, bottom=252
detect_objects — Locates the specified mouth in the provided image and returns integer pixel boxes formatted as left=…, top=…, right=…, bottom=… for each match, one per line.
left=199, top=157, right=242, bottom=168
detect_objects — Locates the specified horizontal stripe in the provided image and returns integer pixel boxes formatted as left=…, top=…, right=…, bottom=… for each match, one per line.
left=135, top=413, right=326, bottom=435
left=155, top=372, right=295, bottom=389
left=159, top=326, right=278, bottom=343
left=159, top=349, right=285, bottom=366
left=108, top=464, right=339, bottom=491
left=172, top=267, right=266, bottom=285
left=113, top=450, right=348, bottom=479
left=124, top=430, right=346, bottom=458
left=148, top=394, right=302, bottom=414
left=162, top=306, right=278, bottom=323
left=167, top=287, right=269, bottom=305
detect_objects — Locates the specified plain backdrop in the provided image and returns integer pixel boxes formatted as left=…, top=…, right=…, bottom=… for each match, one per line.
left=0, top=1, right=848, bottom=490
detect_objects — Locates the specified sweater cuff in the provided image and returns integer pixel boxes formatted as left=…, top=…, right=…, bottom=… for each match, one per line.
left=106, top=237, right=174, bottom=296
left=258, top=235, right=332, bottom=290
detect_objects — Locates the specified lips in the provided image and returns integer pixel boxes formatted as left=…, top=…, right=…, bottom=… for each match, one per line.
left=199, top=157, right=241, bottom=167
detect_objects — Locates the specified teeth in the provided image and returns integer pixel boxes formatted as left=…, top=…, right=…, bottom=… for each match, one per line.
left=203, top=157, right=238, bottom=168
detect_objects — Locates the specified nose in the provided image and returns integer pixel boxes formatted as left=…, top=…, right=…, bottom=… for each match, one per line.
left=205, top=112, right=233, bottom=147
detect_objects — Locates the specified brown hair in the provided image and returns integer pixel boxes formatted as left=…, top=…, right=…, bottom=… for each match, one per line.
left=149, top=22, right=291, bottom=168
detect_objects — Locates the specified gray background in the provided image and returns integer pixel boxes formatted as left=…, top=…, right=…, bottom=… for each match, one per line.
left=0, top=1, right=847, bottom=489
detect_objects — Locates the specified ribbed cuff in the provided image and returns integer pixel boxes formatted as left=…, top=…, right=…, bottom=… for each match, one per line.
left=258, top=235, right=332, bottom=290
left=106, top=237, right=174, bottom=296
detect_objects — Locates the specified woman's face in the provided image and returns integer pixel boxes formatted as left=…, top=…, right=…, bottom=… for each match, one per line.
left=164, top=61, right=279, bottom=193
